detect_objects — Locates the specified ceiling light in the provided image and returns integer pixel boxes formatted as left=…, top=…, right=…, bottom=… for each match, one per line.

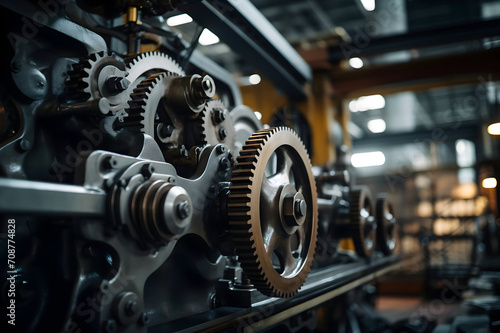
left=482, top=177, right=497, bottom=189
left=198, top=29, right=220, bottom=46
left=487, top=122, right=500, bottom=135
left=349, top=57, right=364, bottom=69
left=360, top=0, right=375, bottom=11
left=351, top=151, right=385, bottom=168
left=254, top=111, right=263, bottom=120
left=367, top=119, right=386, bottom=133
left=349, top=94, right=385, bottom=112
left=249, top=74, right=261, bottom=85
left=166, top=14, right=193, bottom=26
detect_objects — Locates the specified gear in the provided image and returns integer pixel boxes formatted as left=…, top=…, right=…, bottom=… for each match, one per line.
left=376, top=194, right=397, bottom=255
left=122, top=71, right=183, bottom=148
left=227, top=127, right=318, bottom=298
left=230, top=104, right=263, bottom=157
left=350, top=186, right=376, bottom=257
left=66, top=51, right=129, bottom=117
left=185, top=100, right=237, bottom=154
left=126, top=51, right=185, bottom=88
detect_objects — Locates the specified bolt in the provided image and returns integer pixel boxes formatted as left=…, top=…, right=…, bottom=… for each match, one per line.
left=212, top=108, right=226, bottom=124
left=179, top=145, right=189, bottom=157
left=218, top=128, right=227, bottom=140
left=294, top=199, right=307, bottom=218
left=106, top=76, right=130, bottom=93
left=125, top=300, right=138, bottom=317
left=191, top=75, right=215, bottom=103
left=18, top=139, right=31, bottom=152
left=139, top=313, right=150, bottom=325
left=141, top=164, right=154, bottom=179
left=118, top=178, right=128, bottom=189
left=219, top=157, right=231, bottom=171
left=216, top=145, right=227, bottom=154
left=177, top=201, right=191, bottom=220
left=103, top=319, right=116, bottom=333
left=159, top=124, right=174, bottom=138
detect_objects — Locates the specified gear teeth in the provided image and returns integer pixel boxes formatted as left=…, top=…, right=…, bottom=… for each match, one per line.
left=126, top=51, right=185, bottom=76
left=65, top=50, right=126, bottom=107
left=227, top=127, right=318, bottom=298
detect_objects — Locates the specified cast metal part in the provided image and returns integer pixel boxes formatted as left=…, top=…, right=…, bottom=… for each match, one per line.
left=350, top=186, right=377, bottom=257
left=376, top=194, right=397, bottom=255
left=228, top=127, right=318, bottom=298
left=197, top=99, right=237, bottom=153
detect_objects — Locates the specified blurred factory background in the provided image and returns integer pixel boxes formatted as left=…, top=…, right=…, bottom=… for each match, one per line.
left=163, top=0, right=500, bottom=330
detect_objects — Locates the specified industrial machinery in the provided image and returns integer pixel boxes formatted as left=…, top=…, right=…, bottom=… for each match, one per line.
left=0, top=1, right=399, bottom=332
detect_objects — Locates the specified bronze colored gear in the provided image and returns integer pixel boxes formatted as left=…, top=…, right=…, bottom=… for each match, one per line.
left=66, top=51, right=128, bottom=116
left=350, top=186, right=376, bottom=257
left=228, top=127, right=318, bottom=298
left=121, top=71, right=183, bottom=148
left=376, top=194, right=397, bottom=255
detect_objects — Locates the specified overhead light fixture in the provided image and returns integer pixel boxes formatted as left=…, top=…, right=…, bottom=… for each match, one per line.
left=254, top=111, right=263, bottom=120
left=166, top=13, right=193, bottom=26
left=360, top=0, right=375, bottom=11
left=367, top=119, right=386, bottom=133
left=351, top=151, right=385, bottom=168
left=248, top=74, right=261, bottom=85
left=487, top=122, right=500, bottom=135
left=198, top=29, right=220, bottom=46
left=348, top=57, right=364, bottom=69
left=482, top=177, right=497, bottom=189
left=349, top=94, right=385, bottom=112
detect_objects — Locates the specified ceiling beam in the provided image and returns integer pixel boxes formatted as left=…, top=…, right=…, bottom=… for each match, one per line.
left=329, top=48, right=500, bottom=98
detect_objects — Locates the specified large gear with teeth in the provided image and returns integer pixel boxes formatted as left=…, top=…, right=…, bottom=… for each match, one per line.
left=125, top=51, right=185, bottom=89
left=227, top=127, right=318, bottom=298
left=121, top=71, right=183, bottom=148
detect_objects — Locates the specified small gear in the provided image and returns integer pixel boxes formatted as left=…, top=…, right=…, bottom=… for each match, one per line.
left=185, top=100, right=237, bottom=154
left=228, top=127, right=318, bottom=298
left=350, top=186, right=377, bottom=257
left=66, top=51, right=129, bottom=117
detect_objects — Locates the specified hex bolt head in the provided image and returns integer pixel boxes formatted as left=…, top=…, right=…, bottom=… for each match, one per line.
left=103, top=319, right=117, bottom=333
left=18, top=139, right=31, bottom=152
left=139, top=313, right=150, bottom=325
left=219, top=157, right=231, bottom=171
left=216, top=145, right=227, bottom=154
left=218, top=128, right=227, bottom=140
left=106, top=76, right=130, bottom=93
left=125, top=300, right=138, bottom=317
left=177, top=201, right=191, bottom=220
left=190, top=75, right=215, bottom=104
left=294, top=199, right=307, bottom=218
left=212, top=108, right=226, bottom=124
